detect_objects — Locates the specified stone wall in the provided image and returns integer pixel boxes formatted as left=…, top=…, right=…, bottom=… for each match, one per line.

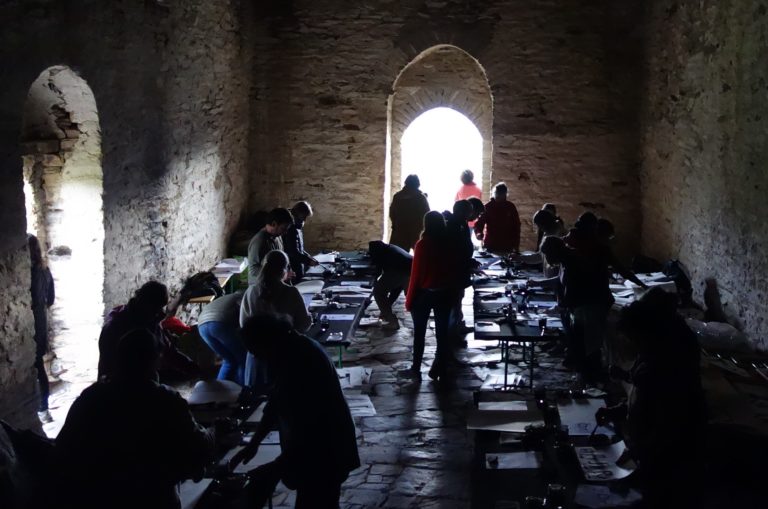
left=639, top=0, right=768, bottom=349
left=248, top=0, right=644, bottom=256
left=0, top=0, right=252, bottom=427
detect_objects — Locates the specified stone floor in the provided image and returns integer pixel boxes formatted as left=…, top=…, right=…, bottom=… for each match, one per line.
left=266, top=292, right=581, bottom=509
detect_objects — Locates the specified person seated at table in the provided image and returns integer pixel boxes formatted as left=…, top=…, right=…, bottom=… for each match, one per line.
left=474, top=182, right=521, bottom=253
left=197, top=290, right=248, bottom=385
left=98, top=281, right=199, bottom=381
left=232, top=314, right=360, bottom=509
left=540, top=236, right=613, bottom=382
left=57, top=329, right=214, bottom=509
left=595, top=288, right=706, bottom=508
left=389, top=174, right=430, bottom=252
left=406, top=211, right=458, bottom=381
left=240, top=250, right=311, bottom=387
left=283, top=201, right=319, bottom=281
left=248, top=207, right=294, bottom=283
left=369, top=240, right=412, bottom=331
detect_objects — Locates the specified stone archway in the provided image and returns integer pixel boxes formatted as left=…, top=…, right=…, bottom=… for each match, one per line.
left=21, top=66, right=104, bottom=427
left=384, top=45, right=493, bottom=237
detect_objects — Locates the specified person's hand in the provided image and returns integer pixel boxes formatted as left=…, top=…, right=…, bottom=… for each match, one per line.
left=286, top=269, right=297, bottom=281
left=229, top=442, right=259, bottom=471
left=476, top=232, right=484, bottom=241
left=308, top=258, right=319, bottom=267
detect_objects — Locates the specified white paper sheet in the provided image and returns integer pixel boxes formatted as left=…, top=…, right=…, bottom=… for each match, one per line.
left=295, top=280, right=325, bottom=295
left=314, top=253, right=337, bottom=264
left=179, top=479, right=213, bottom=509
left=486, top=451, right=543, bottom=470
left=320, top=313, right=356, bottom=321
left=340, top=281, right=369, bottom=286
left=478, top=400, right=534, bottom=412
left=466, top=408, right=545, bottom=433
left=575, top=440, right=636, bottom=481
left=243, top=430, right=280, bottom=445
left=323, top=285, right=372, bottom=294
left=557, top=398, right=615, bottom=437
left=222, top=444, right=282, bottom=474
left=475, top=322, right=501, bottom=333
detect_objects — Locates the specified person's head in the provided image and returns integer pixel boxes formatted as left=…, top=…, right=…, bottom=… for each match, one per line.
left=404, top=174, right=420, bottom=190
left=460, top=169, right=474, bottom=185
left=257, top=250, right=290, bottom=286
left=129, top=281, right=169, bottom=324
left=574, top=211, right=598, bottom=233
left=241, top=313, right=295, bottom=361
left=115, top=328, right=161, bottom=380
left=27, top=234, right=43, bottom=267
left=264, top=208, right=294, bottom=236
left=618, top=287, right=679, bottom=353
left=290, top=201, right=313, bottom=225
left=533, top=209, right=557, bottom=232
left=452, top=200, right=473, bottom=222
left=467, top=197, right=485, bottom=221
left=596, top=218, right=615, bottom=243
left=493, top=182, right=508, bottom=201
left=421, top=210, right=446, bottom=239
left=542, top=203, right=557, bottom=216
left=540, top=236, right=568, bottom=265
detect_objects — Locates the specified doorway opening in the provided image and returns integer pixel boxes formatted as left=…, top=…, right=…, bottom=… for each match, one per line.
left=21, top=66, right=104, bottom=435
left=401, top=107, right=483, bottom=215
left=384, top=44, right=493, bottom=237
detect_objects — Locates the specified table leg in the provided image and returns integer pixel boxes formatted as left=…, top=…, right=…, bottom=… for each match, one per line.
left=503, top=341, right=509, bottom=389
left=338, top=345, right=343, bottom=369
left=529, top=342, right=534, bottom=389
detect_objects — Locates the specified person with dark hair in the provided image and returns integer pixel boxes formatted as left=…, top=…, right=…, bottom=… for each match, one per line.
left=405, top=211, right=456, bottom=380
left=232, top=314, right=360, bottom=509
left=474, top=182, right=521, bottom=253
left=595, top=288, right=706, bottom=508
left=98, top=281, right=198, bottom=381
left=368, top=240, right=412, bottom=330
left=197, top=290, right=248, bottom=385
left=534, top=206, right=567, bottom=250
left=467, top=196, right=485, bottom=231
left=283, top=201, right=319, bottom=280
left=28, top=234, right=55, bottom=423
left=57, top=329, right=214, bottom=509
left=389, top=174, right=430, bottom=251
left=240, top=250, right=311, bottom=387
left=454, top=169, right=482, bottom=202
left=248, top=207, right=294, bottom=283
left=445, top=200, right=476, bottom=340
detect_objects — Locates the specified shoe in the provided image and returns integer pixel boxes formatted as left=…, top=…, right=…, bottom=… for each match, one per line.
left=382, top=318, right=400, bottom=330
left=38, top=410, right=53, bottom=423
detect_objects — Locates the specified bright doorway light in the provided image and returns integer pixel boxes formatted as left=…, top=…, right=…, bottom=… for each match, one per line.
left=401, top=107, right=483, bottom=214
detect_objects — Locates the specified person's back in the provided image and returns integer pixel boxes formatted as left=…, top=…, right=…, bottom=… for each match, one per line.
left=474, top=183, right=520, bottom=253
left=389, top=175, right=430, bottom=251
left=455, top=170, right=482, bottom=202
left=58, top=330, right=213, bottom=509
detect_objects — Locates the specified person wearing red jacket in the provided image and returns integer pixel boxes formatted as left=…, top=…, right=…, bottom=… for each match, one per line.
left=474, top=182, right=521, bottom=253
left=405, top=211, right=457, bottom=381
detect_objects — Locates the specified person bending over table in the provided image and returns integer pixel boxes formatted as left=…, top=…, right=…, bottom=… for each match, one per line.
left=406, top=211, right=458, bottom=381
left=368, top=240, right=412, bottom=330
left=57, top=329, right=214, bottom=509
left=474, top=182, right=521, bottom=253
left=232, top=314, right=360, bottom=509
left=283, top=201, right=319, bottom=281
left=197, top=290, right=248, bottom=385
left=247, top=207, right=294, bottom=284
left=240, top=250, right=311, bottom=388
left=595, top=288, right=706, bottom=509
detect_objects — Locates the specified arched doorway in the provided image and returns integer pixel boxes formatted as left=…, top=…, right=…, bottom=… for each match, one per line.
left=384, top=45, right=493, bottom=237
left=21, top=66, right=104, bottom=431
left=401, top=107, right=483, bottom=215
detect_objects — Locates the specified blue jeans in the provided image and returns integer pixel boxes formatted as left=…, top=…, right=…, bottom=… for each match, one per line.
left=410, top=288, right=453, bottom=372
left=198, top=321, right=247, bottom=385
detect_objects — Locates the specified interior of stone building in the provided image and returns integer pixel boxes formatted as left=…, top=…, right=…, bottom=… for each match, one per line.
left=0, top=1, right=766, bottom=508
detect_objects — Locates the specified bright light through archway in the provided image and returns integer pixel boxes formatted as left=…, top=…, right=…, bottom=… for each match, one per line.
left=401, top=107, right=483, bottom=215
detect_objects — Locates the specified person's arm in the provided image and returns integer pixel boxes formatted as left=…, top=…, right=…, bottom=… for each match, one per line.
left=45, top=267, right=55, bottom=307
left=609, top=251, right=648, bottom=288
left=229, top=397, right=278, bottom=469
left=287, top=286, right=312, bottom=333
left=239, top=287, right=254, bottom=327
left=405, top=242, right=424, bottom=312
left=474, top=211, right=487, bottom=239
left=167, top=392, right=215, bottom=481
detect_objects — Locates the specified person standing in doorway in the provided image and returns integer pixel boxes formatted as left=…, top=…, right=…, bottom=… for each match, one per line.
left=389, top=174, right=430, bottom=252
left=28, top=234, right=55, bottom=424
left=474, top=182, right=521, bottom=253
left=455, top=170, right=483, bottom=229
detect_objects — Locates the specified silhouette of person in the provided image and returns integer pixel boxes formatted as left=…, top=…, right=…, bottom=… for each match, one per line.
left=28, top=234, right=55, bottom=423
